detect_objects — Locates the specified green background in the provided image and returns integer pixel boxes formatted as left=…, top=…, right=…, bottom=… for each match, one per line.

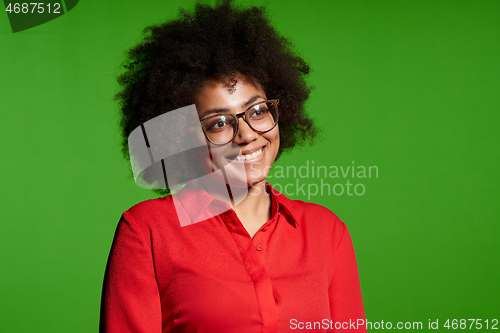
left=1, top=0, right=498, bottom=331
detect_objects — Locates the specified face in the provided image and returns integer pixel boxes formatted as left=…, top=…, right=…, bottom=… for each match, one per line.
left=195, top=74, right=280, bottom=188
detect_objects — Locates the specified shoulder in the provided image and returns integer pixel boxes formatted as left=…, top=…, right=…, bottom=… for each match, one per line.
left=273, top=189, right=346, bottom=235
left=291, top=199, right=341, bottom=220
left=275, top=194, right=350, bottom=259
left=121, top=195, right=178, bottom=229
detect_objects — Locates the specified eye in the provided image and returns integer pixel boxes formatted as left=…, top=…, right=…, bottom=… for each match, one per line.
left=205, top=115, right=233, bottom=132
left=249, top=104, right=269, bottom=119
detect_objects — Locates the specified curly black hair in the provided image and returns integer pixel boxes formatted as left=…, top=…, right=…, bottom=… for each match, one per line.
left=116, top=0, right=317, bottom=194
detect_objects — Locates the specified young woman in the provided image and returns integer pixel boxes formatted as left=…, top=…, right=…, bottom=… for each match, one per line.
left=100, top=1, right=366, bottom=332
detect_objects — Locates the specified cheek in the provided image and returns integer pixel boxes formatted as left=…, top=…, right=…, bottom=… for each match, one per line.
left=267, top=127, right=280, bottom=155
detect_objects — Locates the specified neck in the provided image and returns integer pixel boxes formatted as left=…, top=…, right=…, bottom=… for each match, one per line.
left=232, top=180, right=268, bottom=210
left=199, top=178, right=271, bottom=237
left=232, top=181, right=271, bottom=238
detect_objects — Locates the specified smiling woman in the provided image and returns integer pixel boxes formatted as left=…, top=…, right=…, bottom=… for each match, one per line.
left=100, top=1, right=366, bottom=332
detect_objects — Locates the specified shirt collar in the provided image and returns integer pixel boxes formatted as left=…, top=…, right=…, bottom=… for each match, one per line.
left=266, top=182, right=298, bottom=228
left=173, top=181, right=227, bottom=224
left=173, top=181, right=298, bottom=228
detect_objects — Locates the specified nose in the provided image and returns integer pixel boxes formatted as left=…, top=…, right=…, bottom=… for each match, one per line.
left=233, top=116, right=259, bottom=144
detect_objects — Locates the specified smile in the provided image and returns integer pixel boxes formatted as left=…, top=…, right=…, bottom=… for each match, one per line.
left=233, top=147, right=265, bottom=162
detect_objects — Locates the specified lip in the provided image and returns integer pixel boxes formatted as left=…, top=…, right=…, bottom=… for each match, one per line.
left=240, top=146, right=265, bottom=155
left=226, top=146, right=266, bottom=164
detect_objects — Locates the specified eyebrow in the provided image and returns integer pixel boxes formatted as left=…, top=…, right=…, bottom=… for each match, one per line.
left=199, top=95, right=265, bottom=119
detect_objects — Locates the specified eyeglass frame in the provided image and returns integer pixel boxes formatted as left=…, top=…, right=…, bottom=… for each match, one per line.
left=199, top=99, right=280, bottom=145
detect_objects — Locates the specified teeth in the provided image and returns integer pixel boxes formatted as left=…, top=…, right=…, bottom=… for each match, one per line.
left=235, top=148, right=263, bottom=161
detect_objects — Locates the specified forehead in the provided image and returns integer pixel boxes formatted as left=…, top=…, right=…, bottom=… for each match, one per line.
left=196, top=75, right=266, bottom=110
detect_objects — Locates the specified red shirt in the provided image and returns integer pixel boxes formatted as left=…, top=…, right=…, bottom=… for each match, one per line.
left=100, top=183, right=366, bottom=332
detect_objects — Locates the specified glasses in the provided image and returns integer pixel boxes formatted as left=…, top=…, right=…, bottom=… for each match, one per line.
left=200, top=99, right=279, bottom=145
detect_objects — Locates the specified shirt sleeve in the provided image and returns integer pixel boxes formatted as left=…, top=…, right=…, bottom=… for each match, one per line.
left=328, top=222, right=367, bottom=332
left=99, top=212, right=162, bottom=333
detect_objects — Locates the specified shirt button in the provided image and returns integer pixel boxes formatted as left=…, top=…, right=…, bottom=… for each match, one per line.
left=261, top=227, right=267, bottom=232
left=256, top=245, right=262, bottom=251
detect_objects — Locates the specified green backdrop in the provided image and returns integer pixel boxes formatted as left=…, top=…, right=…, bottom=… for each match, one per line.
left=1, top=0, right=499, bottom=331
